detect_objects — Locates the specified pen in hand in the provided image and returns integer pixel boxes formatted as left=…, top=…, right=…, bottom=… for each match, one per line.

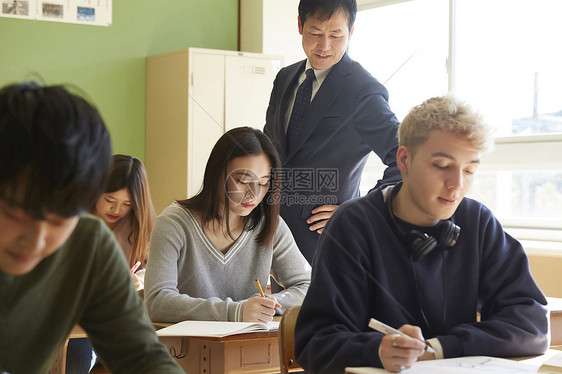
left=254, top=278, right=266, bottom=297
left=253, top=278, right=282, bottom=312
left=369, top=318, right=435, bottom=354
left=130, top=261, right=141, bottom=274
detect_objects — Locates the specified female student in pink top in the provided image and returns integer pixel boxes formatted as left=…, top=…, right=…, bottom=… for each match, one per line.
left=91, top=154, right=156, bottom=289
left=67, top=154, right=155, bottom=373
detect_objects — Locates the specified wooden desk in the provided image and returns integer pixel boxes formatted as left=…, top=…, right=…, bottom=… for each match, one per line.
left=157, top=318, right=283, bottom=374
left=549, top=297, right=562, bottom=345
left=159, top=331, right=280, bottom=374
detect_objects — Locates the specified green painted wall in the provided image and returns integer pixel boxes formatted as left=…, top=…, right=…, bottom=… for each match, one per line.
left=0, top=0, right=238, bottom=160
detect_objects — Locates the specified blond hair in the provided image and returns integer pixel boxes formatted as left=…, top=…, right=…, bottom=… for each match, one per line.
left=398, top=96, right=493, bottom=154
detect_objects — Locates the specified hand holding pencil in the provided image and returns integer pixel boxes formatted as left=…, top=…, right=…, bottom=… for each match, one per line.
left=370, top=318, right=433, bottom=372
left=254, top=279, right=266, bottom=297
left=369, top=318, right=434, bottom=354
left=242, top=279, right=281, bottom=323
left=130, top=261, right=141, bottom=274
left=129, top=261, right=143, bottom=291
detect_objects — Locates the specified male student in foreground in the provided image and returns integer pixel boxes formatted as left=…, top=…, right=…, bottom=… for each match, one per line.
left=0, top=82, right=183, bottom=373
left=294, top=96, right=549, bottom=373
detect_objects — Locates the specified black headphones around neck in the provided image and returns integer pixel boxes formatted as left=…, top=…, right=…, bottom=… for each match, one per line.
left=386, top=182, right=460, bottom=262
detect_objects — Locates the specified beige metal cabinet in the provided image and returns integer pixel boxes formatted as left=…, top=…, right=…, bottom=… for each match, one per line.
left=146, top=48, right=283, bottom=213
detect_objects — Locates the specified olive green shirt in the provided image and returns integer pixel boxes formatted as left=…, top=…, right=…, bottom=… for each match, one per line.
left=0, top=215, right=182, bottom=374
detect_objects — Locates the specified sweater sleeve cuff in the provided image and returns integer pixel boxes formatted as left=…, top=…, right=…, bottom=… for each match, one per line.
left=234, top=302, right=244, bottom=322
left=426, top=338, right=444, bottom=359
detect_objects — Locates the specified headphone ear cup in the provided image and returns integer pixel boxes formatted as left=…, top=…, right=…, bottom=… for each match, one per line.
left=438, top=221, right=461, bottom=249
left=408, top=230, right=437, bottom=262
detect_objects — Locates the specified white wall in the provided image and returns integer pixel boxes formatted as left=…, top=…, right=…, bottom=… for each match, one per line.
left=239, top=0, right=415, bottom=66
left=240, top=0, right=304, bottom=66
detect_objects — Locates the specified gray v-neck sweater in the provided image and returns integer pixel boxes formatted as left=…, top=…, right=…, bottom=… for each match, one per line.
left=145, top=202, right=311, bottom=323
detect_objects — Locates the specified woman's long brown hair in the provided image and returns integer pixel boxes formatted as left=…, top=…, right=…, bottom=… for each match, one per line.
left=96, top=154, right=156, bottom=266
left=177, top=127, right=281, bottom=246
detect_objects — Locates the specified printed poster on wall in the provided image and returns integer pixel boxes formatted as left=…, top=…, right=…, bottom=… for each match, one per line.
left=1, top=0, right=112, bottom=26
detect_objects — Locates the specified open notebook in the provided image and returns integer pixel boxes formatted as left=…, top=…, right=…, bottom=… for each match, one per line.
left=156, top=320, right=280, bottom=338
left=346, top=350, right=562, bottom=374
left=346, top=357, right=537, bottom=374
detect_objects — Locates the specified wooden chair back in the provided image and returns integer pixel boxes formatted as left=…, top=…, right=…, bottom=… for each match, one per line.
left=278, top=305, right=303, bottom=374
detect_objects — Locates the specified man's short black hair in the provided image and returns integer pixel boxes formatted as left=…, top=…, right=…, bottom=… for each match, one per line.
left=298, top=0, right=357, bottom=30
left=0, top=82, right=112, bottom=218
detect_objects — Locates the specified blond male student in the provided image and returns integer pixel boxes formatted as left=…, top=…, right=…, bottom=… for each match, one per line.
left=0, top=82, right=183, bottom=373
left=294, top=96, right=549, bottom=373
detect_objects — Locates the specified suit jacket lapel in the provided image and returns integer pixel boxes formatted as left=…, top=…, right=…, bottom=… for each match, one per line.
left=284, top=53, right=353, bottom=163
left=276, top=60, right=306, bottom=161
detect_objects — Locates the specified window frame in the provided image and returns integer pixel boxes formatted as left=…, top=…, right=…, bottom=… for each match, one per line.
left=357, top=0, right=562, bottom=244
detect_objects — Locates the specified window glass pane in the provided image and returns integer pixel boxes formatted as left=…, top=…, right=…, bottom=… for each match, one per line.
left=468, top=170, right=562, bottom=229
left=355, top=0, right=562, bottom=241
left=455, top=0, right=562, bottom=136
left=466, top=172, right=497, bottom=211
left=352, top=0, right=449, bottom=120
left=353, top=0, right=448, bottom=194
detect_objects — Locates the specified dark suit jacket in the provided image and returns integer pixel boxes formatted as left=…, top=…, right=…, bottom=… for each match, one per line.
left=264, top=53, right=400, bottom=263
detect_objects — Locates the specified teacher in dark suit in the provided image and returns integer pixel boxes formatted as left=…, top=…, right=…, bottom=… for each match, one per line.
left=264, top=0, right=401, bottom=265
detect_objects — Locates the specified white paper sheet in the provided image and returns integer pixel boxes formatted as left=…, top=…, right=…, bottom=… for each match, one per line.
left=156, top=320, right=280, bottom=338
left=347, top=356, right=538, bottom=374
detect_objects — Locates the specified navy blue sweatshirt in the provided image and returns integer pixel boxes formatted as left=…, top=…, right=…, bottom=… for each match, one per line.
left=294, top=188, right=548, bottom=373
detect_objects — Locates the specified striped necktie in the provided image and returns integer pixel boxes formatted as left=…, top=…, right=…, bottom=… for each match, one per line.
left=286, top=68, right=315, bottom=152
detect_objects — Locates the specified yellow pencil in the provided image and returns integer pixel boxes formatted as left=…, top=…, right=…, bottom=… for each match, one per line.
left=254, top=278, right=266, bottom=297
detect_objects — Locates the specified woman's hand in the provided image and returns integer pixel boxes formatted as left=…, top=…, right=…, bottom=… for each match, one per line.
left=242, top=296, right=281, bottom=323
left=132, top=273, right=144, bottom=291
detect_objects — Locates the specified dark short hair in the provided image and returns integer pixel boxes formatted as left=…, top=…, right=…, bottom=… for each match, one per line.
left=0, top=82, right=112, bottom=218
left=178, top=127, right=281, bottom=247
left=299, top=0, right=357, bottom=30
